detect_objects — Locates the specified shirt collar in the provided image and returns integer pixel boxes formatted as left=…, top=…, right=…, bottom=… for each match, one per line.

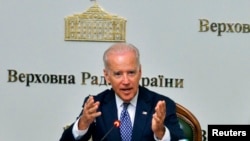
left=115, top=90, right=138, bottom=108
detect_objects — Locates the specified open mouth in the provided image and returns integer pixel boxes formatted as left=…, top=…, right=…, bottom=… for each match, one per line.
left=121, top=88, right=132, bottom=94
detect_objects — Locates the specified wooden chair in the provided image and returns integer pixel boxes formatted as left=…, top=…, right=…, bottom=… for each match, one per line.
left=176, top=103, right=202, bottom=141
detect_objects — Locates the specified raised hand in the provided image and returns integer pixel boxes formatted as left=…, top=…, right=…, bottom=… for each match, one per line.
left=151, top=100, right=166, bottom=139
left=78, top=96, right=102, bottom=130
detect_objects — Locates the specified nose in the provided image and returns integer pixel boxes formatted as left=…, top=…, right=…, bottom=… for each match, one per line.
left=121, top=74, right=129, bottom=84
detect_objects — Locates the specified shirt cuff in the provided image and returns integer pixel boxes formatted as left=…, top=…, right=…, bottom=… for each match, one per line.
left=154, top=126, right=171, bottom=141
left=72, top=118, right=88, bottom=140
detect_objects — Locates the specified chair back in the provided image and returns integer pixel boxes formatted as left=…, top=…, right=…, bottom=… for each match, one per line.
left=176, top=103, right=202, bottom=141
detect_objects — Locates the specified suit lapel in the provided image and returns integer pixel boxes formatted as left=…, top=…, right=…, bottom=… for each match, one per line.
left=132, top=86, right=152, bottom=141
left=101, top=90, right=121, bottom=140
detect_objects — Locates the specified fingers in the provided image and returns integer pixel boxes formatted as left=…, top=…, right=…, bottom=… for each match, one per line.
left=155, top=100, right=166, bottom=120
left=84, top=96, right=101, bottom=117
left=153, top=100, right=166, bottom=127
left=84, top=96, right=98, bottom=113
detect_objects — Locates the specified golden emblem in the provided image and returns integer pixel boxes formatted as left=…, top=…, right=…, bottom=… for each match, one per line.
left=65, top=1, right=126, bottom=42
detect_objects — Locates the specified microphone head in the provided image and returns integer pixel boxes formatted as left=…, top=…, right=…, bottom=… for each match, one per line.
left=113, top=120, right=120, bottom=128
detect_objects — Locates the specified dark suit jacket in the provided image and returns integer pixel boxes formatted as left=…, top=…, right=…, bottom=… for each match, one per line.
left=60, top=86, right=185, bottom=141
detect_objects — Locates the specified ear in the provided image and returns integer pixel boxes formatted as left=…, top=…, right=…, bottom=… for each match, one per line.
left=103, top=69, right=110, bottom=83
left=138, top=64, right=142, bottom=77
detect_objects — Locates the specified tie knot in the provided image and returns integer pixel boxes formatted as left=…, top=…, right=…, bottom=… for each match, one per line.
left=123, top=103, right=130, bottom=109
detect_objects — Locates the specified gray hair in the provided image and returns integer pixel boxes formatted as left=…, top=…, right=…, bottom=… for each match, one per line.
left=103, top=43, right=141, bottom=70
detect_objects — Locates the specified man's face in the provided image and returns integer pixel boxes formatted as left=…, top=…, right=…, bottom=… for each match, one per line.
left=104, top=51, right=141, bottom=102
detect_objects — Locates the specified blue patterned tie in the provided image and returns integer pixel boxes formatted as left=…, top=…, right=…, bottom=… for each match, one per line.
left=120, top=103, right=132, bottom=141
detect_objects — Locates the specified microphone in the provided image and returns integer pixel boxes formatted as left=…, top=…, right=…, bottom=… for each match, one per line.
left=100, top=120, right=120, bottom=141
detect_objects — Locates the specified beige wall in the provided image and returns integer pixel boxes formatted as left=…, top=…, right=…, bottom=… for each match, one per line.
left=0, top=0, right=250, bottom=140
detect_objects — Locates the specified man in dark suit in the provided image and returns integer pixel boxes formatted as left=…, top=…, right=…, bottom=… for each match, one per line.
left=60, top=43, right=185, bottom=141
